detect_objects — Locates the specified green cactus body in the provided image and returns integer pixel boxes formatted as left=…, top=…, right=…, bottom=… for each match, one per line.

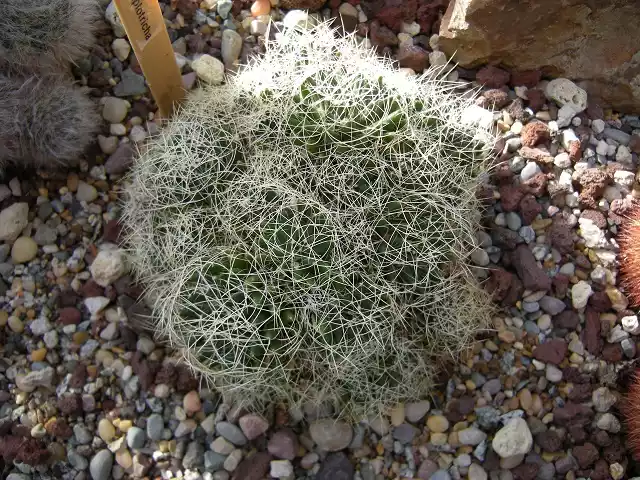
left=123, top=23, right=495, bottom=419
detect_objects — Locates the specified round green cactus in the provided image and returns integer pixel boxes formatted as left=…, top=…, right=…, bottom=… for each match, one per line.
left=123, top=23, right=495, bottom=418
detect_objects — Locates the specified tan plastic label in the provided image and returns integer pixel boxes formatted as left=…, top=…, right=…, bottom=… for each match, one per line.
left=113, top=0, right=185, bottom=118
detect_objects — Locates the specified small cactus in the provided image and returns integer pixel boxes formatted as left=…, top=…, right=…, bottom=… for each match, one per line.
left=123, top=23, right=495, bottom=418
left=0, top=73, right=100, bottom=171
left=618, top=205, right=640, bottom=306
left=0, top=0, right=100, bottom=75
left=623, top=368, right=640, bottom=459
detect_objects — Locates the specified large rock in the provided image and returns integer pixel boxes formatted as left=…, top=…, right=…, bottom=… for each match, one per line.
left=439, top=0, right=640, bottom=112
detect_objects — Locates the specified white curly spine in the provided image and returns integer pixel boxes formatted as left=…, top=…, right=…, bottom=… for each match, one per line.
left=122, top=23, right=495, bottom=419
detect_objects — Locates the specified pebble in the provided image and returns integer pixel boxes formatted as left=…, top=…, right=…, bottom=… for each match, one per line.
left=146, top=414, right=164, bottom=440
left=426, top=415, right=449, bottom=433
left=192, top=54, right=225, bottom=84
left=205, top=451, right=226, bottom=471
left=11, top=237, right=38, bottom=263
left=458, top=427, right=487, bottom=445
left=571, top=280, right=592, bottom=309
left=520, top=162, right=541, bottom=181
left=223, top=448, right=243, bottom=471
left=492, top=418, right=532, bottom=458
left=211, top=436, right=236, bottom=455
left=114, top=69, right=148, bottom=97
left=98, top=418, right=116, bottom=442
left=90, top=249, right=126, bottom=286
left=102, top=97, right=129, bottom=123
left=76, top=181, right=98, bottom=202
left=270, top=459, right=294, bottom=478
left=221, top=29, right=243, bottom=65
left=111, top=38, right=131, bottom=62
left=0, top=202, right=28, bottom=242
left=216, top=421, right=248, bottom=446
left=183, top=390, right=202, bottom=414
left=126, top=426, right=146, bottom=449
left=309, top=419, right=353, bottom=451
left=90, top=449, right=113, bottom=480
left=405, top=400, right=430, bottom=423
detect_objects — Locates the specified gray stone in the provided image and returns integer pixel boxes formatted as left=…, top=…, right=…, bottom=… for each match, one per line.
left=316, top=452, right=354, bottom=480
left=520, top=162, right=541, bottom=182
left=126, top=426, right=146, bottom=449
left=204, top=451, right=227, bottom=471
left=114, top=69, right=148, bottom=97
left=90, top=449, right=113, bottom=480
left=492, top=418, right=533, bottom=458
left=105, top=143, right=134, bottom=175
left=183, top=441, right=205, bottom=469
left=74, top=424, right=94, bottom=444
left=0, top=202, right=29, bottom=242
left=309, top=419, right=353, bottom=451
left=216, top=421, right=248, bottom=446
left=538, top=296, right=566, bottom=315
left=458, top=427, right=487, bottom=445
left=34, top=225, right=57, bottom=246
left=392, top=423, right=419, bottom=444
left=146, top=414, right=164, bottom=441
left=221, top=29, right=243, bottom=66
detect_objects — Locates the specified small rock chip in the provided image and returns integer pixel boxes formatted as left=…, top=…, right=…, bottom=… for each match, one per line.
left=0, top=202, right=29, bottom=242
left=90, top=449, right=113, bottom=480
left=316, top=452, right=354, bottom=480
left=267, top=428, right=298, bottom=460
left=192, top=54, right=225, bottom=84
left=11, top=237, right=38, bottom=263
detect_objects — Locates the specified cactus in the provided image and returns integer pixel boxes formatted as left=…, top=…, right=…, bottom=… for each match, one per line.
left=122, top=23, right=495, bottom=418
left=618, top=205, right=640, bottom=307
left=0, top=0, right=100, bottom=75
left=0, top=73, right=101, bottom=171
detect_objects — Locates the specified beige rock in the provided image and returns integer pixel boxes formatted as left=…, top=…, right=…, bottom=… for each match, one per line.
left=439, top=0, right=640, bottom=112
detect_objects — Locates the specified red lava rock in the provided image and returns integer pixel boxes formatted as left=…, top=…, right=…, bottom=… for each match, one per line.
left=506, top=98, right=526, bottom=121
left=176, top=365, right=199, bottom=392
left=133, top=359, right=159, bottom=391
left=579, top=168, right=611, bottom=209
left=58, top=394, right=83, bottom=415
left=69, top=364, right=87, bottom=389
left=494, top=163, right=514, bottom=183
left=603, top=437, right=625, bottom=463
left=481, top=89, right=510, bottom=109
left=173, top=0, right=198, bottom=19
left=535, top=430, right=562, bottom=452
left=103, top=219, right=123, bottom=244
left=553, top=310, right=579, bottom=329
left=80, top=280, right=104, bottom=298
left=510, top=69, right=541, bottom=88
left=525, top=88, right=546, bottom=111
left=416, top=0, right=448, bottom=34
left=583, top=307, right=602, bottom=355
left=573, top=442, right=599, bottom=469
left=602, top=343, right=624, bottom=363
left=567, top=383, right=593, bottom=402
left=232, top=452, right=272, bottom=480
left=499, top=185, right=524, bottom=212
left=396, top=44, right=429, bottom=72
left=369, top=20, right=398, bottom=47
left=521, top=172, right=548, bottom=197
left=364, top=0, right=417, bottom=32
left=58, top=290, right=80, bottom=308
left=553, top=401, right=594, bottom=427
left=519, top=194, right=541, bottom=225
left=0, top=435, right=51, bottom=466
left=588, top=291, right=612, bottom=312
left=533, top=338, right=567, bottom=365
left=521, top=121, right=551, bottom=147
left=582, top=459, right=610, bottom=480
left=58, top=307, right=81, bottom=326
left=593, top=430, right=612, bottom=447
left=581, top=209, right=607, bottom=229
left=548, top=215, right=573, bottom=254
left=552, top=273, right=570, bottom=298
left=46, top=418, right=73, bottom=439
left=491, top=226, right=519, bottom=250
left=476, top=65, right=510, bottom=88
left=519, top=146, right=553, bottom=163
left=512, top=244, right=551, bottom=291
left=154, top=363, right=178, bottom=388
left=485, top=268, right=514, bottom=303
left=512, top=463, right=539, bottom=480
left=630, top=134, right=640, bottom=154
left=568, top=140, right=582, bottom=162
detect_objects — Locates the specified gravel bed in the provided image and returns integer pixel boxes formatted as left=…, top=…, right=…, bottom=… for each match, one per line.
left=1, top=0, right=640, bottom=479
